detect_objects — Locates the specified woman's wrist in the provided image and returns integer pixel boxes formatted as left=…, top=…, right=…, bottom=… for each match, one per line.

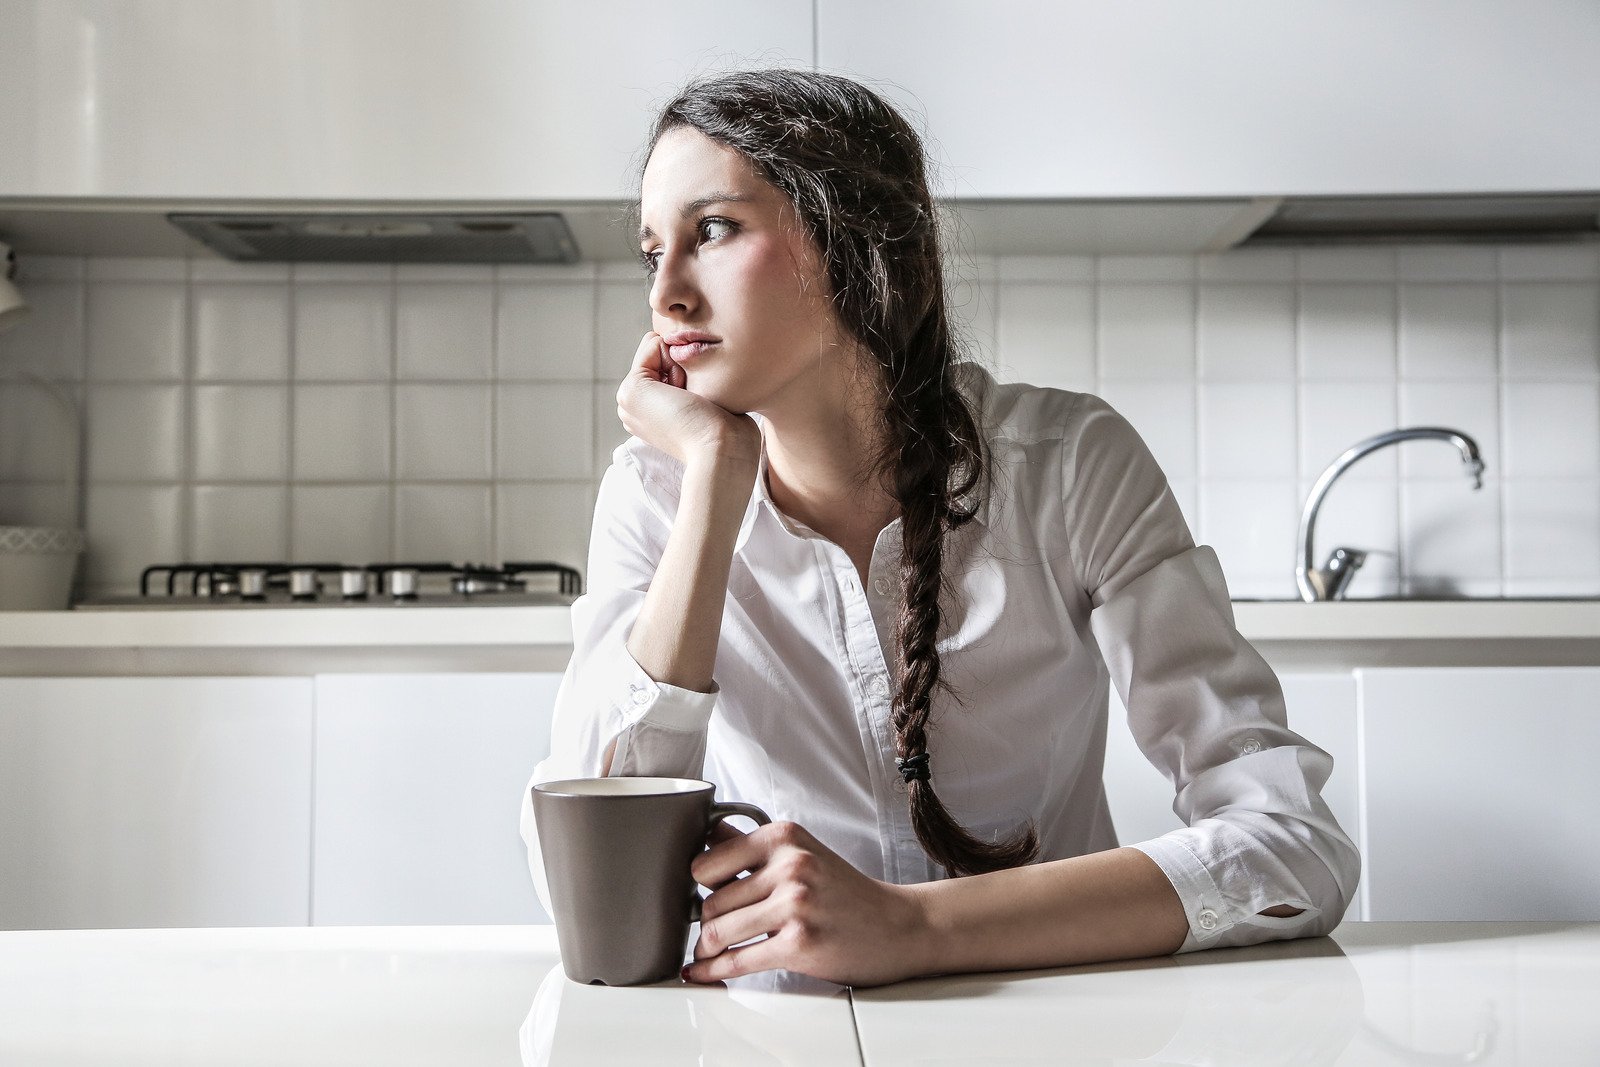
left=684, top=419, right=762, bottom=474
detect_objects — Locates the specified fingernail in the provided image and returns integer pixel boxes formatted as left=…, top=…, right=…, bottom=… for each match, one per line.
left=680, top=964, right=693, bottom=982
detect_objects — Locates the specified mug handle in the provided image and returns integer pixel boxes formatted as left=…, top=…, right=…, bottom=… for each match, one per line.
left=689, top=800, right=772, bottom=923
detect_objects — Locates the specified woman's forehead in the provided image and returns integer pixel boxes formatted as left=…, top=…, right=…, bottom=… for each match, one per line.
left=642, top=132, right=771, bottom=216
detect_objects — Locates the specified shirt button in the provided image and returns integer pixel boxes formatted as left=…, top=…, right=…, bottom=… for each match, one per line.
left=872, top=576, right=889, bottom=595
left=630, top=685, right=650, bottom=707
left=1241, top=737, right=1262, bottom=754
left=870, top=677, right=890, bottom=700
left=1197, top=908, right=1219, bottom=931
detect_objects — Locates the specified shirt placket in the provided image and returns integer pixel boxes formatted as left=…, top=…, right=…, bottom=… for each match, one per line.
left=817, top=525, right=926, bottom=885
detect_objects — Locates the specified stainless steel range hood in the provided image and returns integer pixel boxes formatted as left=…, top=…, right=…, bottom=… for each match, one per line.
left=1237, top=193, right=1600, bottom=247
left=166, top=211, right=581, bottom=263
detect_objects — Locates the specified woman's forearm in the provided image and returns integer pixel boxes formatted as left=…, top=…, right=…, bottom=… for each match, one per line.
left=625, top=451, right=758, bottom=694
left=902, top=847, right=1190, bottom=977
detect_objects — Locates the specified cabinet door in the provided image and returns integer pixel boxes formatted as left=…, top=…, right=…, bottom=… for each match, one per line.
left=818, top=1, right=1600, bottom=199
left=0, top=677, right=314, bottom=930
left=312, top=672, right=560, bottom=925
left=0, top=0, right=812, bottom=199
left=1104, top=671, right=1363, bottom=917
left=1359, top=667, right=1600, bottom=921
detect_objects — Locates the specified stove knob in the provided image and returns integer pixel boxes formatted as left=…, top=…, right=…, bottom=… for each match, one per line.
left=288, top=567, right=321, bottom=601
left=388, top=568, right=419, bottom=599
left=239, top=569, right=268, bottom=600
left=340, top=568, right=369, bottom=600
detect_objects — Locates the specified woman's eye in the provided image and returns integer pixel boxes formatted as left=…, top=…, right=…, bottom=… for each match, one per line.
left=639, top=217, right=736, bottom=276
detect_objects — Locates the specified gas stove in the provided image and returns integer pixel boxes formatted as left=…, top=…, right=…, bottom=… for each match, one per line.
left=73, top=561, right=582, bottom=609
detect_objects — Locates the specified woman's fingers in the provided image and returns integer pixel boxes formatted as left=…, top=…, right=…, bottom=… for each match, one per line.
left=694, top=874, right=784, bottom=962
left=628, top=330, right=664, bottom=380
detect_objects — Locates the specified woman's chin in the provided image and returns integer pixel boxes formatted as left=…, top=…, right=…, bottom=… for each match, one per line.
left=685, top=379, right=752, bottom=416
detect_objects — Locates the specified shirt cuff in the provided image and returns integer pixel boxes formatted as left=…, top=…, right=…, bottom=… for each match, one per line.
left=604, top=645, right=719, bottom=779
left=1128, top=836, right=1232, bottom=953
left=614, top=647, right=720, bottom=734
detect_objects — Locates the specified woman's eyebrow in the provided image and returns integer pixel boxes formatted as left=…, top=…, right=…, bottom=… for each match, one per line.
left=637, top=192, right=755, bottom=243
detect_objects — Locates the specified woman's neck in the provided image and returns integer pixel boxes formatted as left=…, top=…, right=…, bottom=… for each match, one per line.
left=757, top=380, right=900, bottom=548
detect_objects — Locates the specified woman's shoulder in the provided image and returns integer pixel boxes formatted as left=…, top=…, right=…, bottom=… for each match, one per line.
left=953, top=361, right=1114, bottom=448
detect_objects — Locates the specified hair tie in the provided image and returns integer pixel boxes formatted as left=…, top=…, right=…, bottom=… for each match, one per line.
left=896, top=752, right=931, bottom=783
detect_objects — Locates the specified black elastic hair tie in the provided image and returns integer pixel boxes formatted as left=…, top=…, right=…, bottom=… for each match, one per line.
left=896, top=752, right=931, bottom=783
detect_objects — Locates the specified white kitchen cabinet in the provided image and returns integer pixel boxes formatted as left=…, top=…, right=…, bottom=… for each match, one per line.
left=311, top=672, right=560, bottom=926
left=1357, top=667, right=1600, bottom=921
left=0, top=0, right=812, bottom=200
left=817, top=1, right=1600, bottom=199
left=1103, top=671, right=1364, bottom=917
left=0, top=677, right=313, bottom=930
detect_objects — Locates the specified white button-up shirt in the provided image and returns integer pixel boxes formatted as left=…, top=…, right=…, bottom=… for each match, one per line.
left=520, top=362, right=1360, bottom=954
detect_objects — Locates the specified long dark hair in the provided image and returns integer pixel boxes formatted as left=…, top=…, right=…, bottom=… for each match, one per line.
left=632, top=68, right=1039, bottom=878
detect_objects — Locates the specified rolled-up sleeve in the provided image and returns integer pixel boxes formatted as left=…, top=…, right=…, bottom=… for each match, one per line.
left=518, top=449, right=719, bottom=918
left=1064, top=394, right=1361, bottom=952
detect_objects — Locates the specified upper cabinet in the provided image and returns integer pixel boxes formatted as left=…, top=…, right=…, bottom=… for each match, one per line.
left=0, top=0, right=812, bottom=200
left=816, top=0, right=1600, bottom=199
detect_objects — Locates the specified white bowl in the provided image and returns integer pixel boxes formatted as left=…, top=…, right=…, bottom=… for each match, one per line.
left=0, top=526, right=85, bottom=610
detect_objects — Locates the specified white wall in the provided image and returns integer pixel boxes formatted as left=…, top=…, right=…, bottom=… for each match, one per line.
left=1, top=242, right=1597, bottom=601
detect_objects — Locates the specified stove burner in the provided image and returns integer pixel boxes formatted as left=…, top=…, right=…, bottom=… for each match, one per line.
left=121, top=560, right=584, bottom=608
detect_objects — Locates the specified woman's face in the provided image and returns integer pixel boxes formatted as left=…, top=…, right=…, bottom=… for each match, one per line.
left=638, top=126, right=851, bottom=415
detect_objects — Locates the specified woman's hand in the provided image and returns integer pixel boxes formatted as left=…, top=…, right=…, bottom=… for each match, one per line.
left=616, top=331, right=761, bottom=468
left=684, top=819, right=932, bottom=988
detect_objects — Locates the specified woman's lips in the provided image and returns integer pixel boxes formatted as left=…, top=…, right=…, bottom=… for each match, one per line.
left=668, top=341, right=719, bottom=361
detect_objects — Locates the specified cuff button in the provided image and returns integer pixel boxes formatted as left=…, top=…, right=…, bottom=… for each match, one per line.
left=1241, top=737, right=1262, bottom=754
left=1197, top=908, right=1219, bottom=931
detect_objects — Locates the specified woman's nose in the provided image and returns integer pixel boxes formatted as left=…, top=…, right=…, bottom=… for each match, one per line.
left=648, top=251, right=699, bottom=316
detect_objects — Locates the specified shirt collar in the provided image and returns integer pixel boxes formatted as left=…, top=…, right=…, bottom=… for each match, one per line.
left=732, top=364, right=995, bottom=553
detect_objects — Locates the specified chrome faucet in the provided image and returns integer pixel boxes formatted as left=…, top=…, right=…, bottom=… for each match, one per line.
left=1297, top=427, right=1486, bottom=602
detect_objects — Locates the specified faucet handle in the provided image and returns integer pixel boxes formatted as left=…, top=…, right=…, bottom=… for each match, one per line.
left=1317, top=546, right=1398, bottom=600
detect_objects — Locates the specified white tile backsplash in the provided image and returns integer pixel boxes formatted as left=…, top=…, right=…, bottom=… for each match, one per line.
left=1398, top=283, right=1498, bottom=379
left=1502, top=381, right=1600, bottom=477
left=395, top=483, right=491, bottom=562
left=5, top=243, right=1598, bottom=601
left=1502, top=480, right=1600, bottom=582
left=1299, top=381, right=1401, bottom=482
left=190, top=484, right=289, bottom=561
left=292, top=384, right=392, bottom=482
left=290, top=484, right=392, bottom=562
left=495, top=383, right=593, bottom=481
left=1201, top=382, right=1296, bottom=478
left=1401, top=477, right=1503, bottom=582
left=191, top=384, right=290, bottom=482
left=496, top=283, right=597, bottom=381
left=1197, top=283, right=1296, bottom=380
left=1500, top=283, right=1600, bottom=378
left=994, top=284, right=1094, bottom=391
left=1397, top=381, right=1501, bottom=478
left=395, top=384, right=491, bottom=480
left=1298, top=284, right=1397, bottom=380
left=1098, top=283, right=1194, bottom=378
left=293, top=284, right=394, bottom=381
left=192, top=283, right=291, bottom=380
left=395, top=283, right=493, bottom=380
left=86, top=384, right=184, bottom=483
left=87, top=283, right=187, bottom=381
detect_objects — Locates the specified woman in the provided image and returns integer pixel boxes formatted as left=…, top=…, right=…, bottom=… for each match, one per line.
left=520, top=68, right=1359, bottom=988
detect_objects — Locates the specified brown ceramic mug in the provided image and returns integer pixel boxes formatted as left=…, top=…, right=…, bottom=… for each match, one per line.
left=531, top=776, right=771, bottom=986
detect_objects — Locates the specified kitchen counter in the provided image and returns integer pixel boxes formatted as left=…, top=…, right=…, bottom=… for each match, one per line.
left=2, top=599, right=1598, bottom=674
left=0, top=922, right=1593, bottom=1064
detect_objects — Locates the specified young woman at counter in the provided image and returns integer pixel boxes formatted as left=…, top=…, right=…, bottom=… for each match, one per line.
left=520, top=68, right=1360, bottom=987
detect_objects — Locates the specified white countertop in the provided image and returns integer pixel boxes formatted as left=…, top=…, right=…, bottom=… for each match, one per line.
left=1, top=600, right=1598, bottom=674
left=0, top=922, right=1593, bottom=1064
